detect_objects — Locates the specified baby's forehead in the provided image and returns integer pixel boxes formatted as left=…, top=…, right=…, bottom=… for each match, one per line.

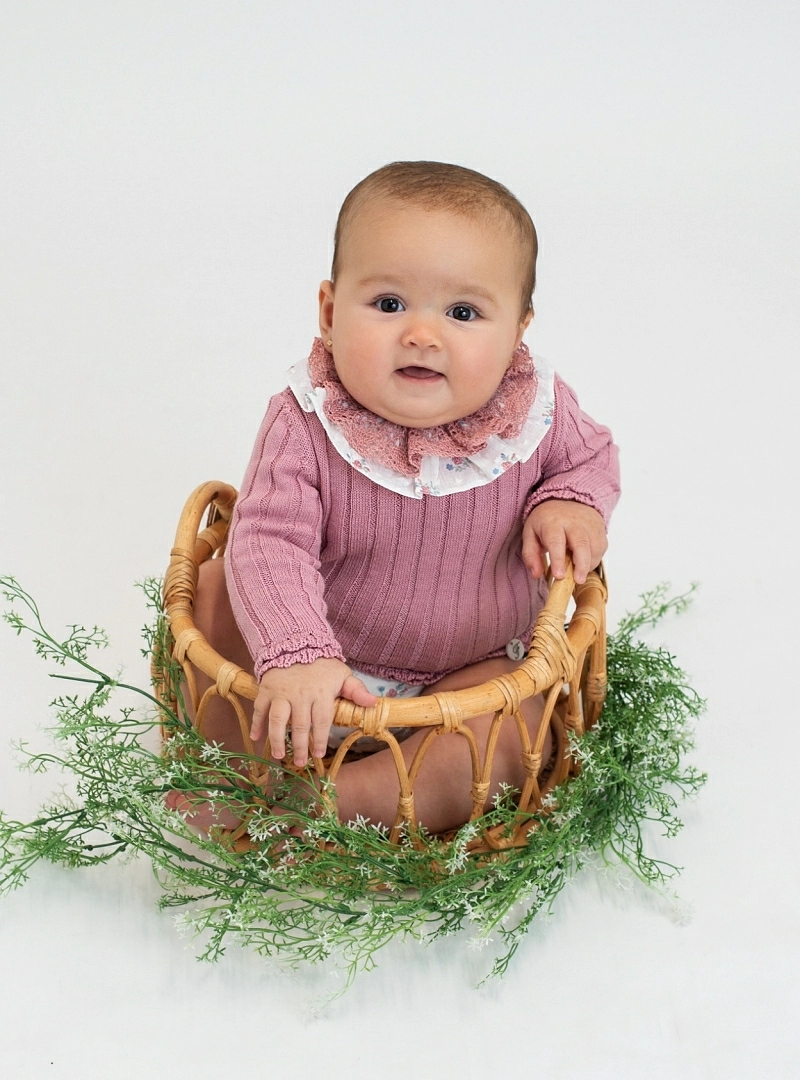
left=341, top=198, right=524, bottom=275
left=350, top=193, right=514, bottom=233
left=334, top=192, right=533, bottom=311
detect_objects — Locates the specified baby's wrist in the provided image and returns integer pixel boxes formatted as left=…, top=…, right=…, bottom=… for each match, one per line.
left=254, top=646, right=346, bottom=683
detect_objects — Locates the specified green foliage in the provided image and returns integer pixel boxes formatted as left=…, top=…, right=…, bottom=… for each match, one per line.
left=0, top=576, right=705, bottom=988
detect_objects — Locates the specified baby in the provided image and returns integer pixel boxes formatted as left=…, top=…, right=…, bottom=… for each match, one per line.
left=194, top=161, right=619, bottom=833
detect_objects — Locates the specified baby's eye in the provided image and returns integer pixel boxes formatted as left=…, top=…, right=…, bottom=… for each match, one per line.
left=376, top=296, right=404, bottom=313
left=447, top=304, right=479, bottom=322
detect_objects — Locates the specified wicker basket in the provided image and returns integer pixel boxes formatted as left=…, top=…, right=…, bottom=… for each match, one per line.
left=158, top=481, right=608, bottom=854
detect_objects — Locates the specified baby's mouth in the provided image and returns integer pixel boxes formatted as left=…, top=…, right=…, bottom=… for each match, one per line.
left=397, top=366, right=443, bottom=381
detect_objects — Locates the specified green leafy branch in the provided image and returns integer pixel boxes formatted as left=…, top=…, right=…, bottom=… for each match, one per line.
left=0, top=574, right=706, bottom=991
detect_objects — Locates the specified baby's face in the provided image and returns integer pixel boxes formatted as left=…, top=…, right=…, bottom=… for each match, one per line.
left=319, top=200, right=531, bottom=428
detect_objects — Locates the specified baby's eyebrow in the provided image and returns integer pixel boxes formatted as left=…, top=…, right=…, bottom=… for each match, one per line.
left=357, top=274, right=498, bottom=305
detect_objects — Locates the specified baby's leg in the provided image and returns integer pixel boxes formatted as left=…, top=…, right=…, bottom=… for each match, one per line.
left=165, top=558, right=257, bottom=833
left=335, top=658, right=551, bottom=835
left=181, top=557, right=257, bottom=754
left=172, top=562, right=551, bottom=837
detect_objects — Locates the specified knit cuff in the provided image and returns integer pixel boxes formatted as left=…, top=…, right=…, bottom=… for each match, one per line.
left=524, top=487, right=612, bottom=527
left=253, top=636, right=347, bottom=682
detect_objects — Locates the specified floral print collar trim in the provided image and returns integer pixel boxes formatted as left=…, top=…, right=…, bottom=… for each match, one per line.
left=288, top=339, right=555, bottom=499
left=306, top=337, right=538, bottom=477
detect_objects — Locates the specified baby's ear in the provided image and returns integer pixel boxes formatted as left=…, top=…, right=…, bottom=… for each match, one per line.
left=318, top=280, right=335, bottom=337
left=514, top=308, right=533, bottom=349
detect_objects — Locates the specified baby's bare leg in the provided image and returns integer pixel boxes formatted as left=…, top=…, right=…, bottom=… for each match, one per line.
left=335, top=659, right=551, bottom=835
left=181, top=563, right=551, bottom=836
left=165, top=558, right=257, bottom=832
left=183, top=557, right=257, bottom=755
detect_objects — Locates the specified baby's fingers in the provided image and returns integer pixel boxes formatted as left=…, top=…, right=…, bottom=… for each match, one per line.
left=542, top=524, right=568, bottom=580
left=568, top=530, right=592, bottom=584
left=521, top=524, right=546, bottom=579
left=309, top=699, right=337, bottom=761
left=340, top=675, right=379, bottom=708
left=287, top=705, right=313, bottom=768
left=266, top=698, right=293, bottom=761
left=250, top=694, right=269, bottom=742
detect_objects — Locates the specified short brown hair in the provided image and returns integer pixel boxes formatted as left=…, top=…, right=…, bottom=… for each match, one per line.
left=331, top=161, right=538, bottom=318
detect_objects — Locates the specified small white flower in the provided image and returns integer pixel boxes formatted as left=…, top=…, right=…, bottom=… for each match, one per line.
left=466, top=935, right=493, bottom=952
left=200, top=740, right=224, bottom=763
left=172, top=913, right=192, bottom=937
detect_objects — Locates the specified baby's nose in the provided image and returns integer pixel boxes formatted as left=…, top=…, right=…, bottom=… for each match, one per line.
left=401, top=319, right=442, bottom=349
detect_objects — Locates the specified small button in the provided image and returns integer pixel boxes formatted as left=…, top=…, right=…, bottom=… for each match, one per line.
left=505, top=638, right=526, bottom=661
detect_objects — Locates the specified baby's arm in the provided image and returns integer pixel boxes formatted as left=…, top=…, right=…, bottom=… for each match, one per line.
left=252, top=659, right=377, bottom=767
left=226, top=395, right=376, bottom=765
left=522, top=375, right=620, bottom=583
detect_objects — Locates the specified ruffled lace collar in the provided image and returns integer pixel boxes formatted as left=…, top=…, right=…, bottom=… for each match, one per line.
left=306, top=336, right=537, bottom=476
left=288, top=338, right=555, bottom=499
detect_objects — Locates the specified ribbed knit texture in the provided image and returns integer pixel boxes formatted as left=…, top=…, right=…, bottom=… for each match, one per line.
left=225, top=375, right=620, bottom=684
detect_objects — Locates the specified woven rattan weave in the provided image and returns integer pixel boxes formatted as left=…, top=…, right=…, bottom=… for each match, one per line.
left=159, top=481, right=609, bottom=855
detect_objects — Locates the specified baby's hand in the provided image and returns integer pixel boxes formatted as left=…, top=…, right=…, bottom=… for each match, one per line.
left=251, top=658, right=378, bottom=768
left=522, top=499, right=607, bottom=585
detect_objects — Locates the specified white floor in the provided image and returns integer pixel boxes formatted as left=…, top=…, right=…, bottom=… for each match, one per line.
left=1, top=3, right=798, bottom=1077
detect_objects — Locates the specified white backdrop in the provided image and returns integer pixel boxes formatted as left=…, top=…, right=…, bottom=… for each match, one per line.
left=1, top=2, right=798, bottom=1077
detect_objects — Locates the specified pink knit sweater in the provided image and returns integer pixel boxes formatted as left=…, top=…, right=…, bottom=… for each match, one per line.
left=225, top=373, right=619, bottom=685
